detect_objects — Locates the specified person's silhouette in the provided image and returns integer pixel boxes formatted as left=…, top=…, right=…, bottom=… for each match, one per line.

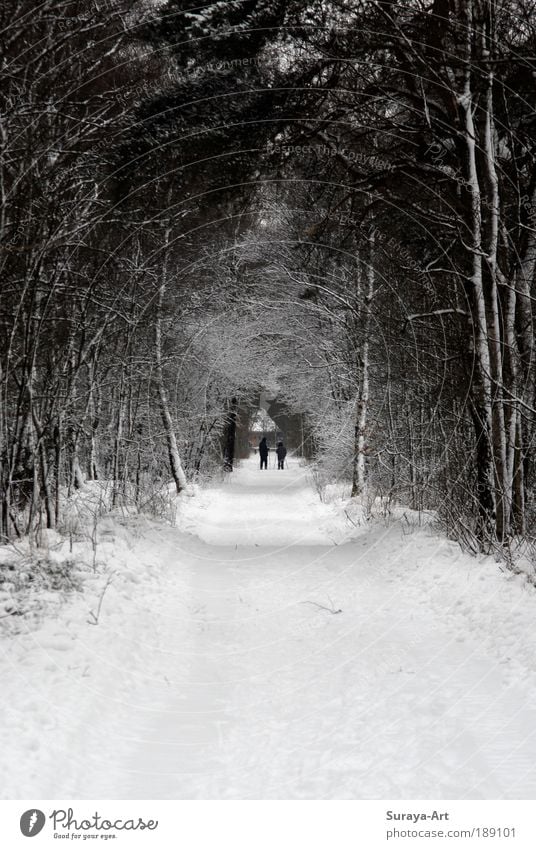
left=259, top=437, right=269, bottom=469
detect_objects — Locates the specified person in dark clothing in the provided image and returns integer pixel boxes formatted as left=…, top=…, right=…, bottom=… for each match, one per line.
left=259, top=436, right=269, bottom=469
left=276, top=441, right=287, bottom=470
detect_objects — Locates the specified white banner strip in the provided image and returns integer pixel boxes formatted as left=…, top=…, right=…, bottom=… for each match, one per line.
left=2, top=800, right=535, bottom=848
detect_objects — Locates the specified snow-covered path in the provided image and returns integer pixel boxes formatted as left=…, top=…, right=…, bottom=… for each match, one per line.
left=4, top=456, right=536, bottom=799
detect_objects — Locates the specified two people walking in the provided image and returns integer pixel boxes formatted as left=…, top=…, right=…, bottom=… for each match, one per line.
left=258, top=437, right=287, bottom=470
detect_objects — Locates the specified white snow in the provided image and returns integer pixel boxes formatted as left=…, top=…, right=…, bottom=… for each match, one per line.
left=2, top=456, right=536, bottom=799
left=250, top=409, right=278, bottom=434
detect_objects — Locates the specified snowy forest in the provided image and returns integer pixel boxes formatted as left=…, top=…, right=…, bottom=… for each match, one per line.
left=2, top=0, right=536, bottom=550
left=3, top=0, right=536, bottom=806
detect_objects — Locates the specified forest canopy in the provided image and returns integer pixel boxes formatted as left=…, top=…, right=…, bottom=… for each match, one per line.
left=1, top=0, right=536, bottom=551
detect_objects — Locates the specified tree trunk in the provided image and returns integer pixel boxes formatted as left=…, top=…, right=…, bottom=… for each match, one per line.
left=112, top=369, right=125, bottom=507
left=155, top=227, right=187, bottom=494
left=223, top=396, right=238, bottom=472
left=459, top=0, right=495, bottom=541
left=86, top=352, right=101, bottom=480
left=351, top=232, right=374, bottom=498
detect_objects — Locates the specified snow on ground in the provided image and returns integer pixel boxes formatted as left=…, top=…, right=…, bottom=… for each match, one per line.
left=2, top=455, right=536, bottom=799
